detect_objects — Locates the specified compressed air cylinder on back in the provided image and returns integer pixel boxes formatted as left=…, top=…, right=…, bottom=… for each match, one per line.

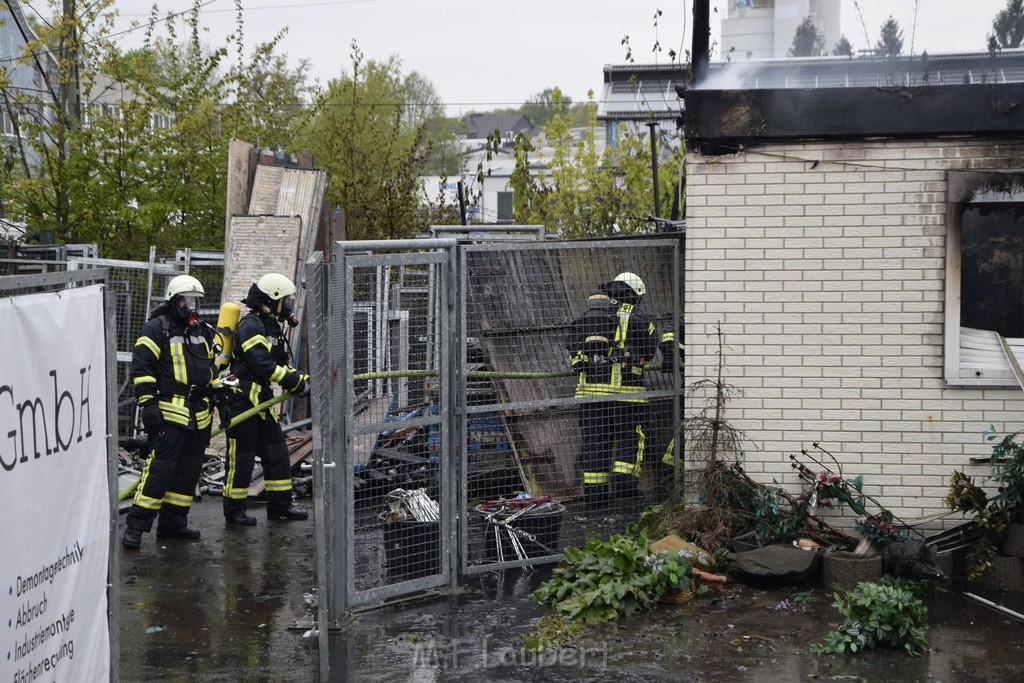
left=215, top=302, right=241, bottom=369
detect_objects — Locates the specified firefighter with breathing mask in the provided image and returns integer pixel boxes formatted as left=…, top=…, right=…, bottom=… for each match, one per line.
left=123, top=274, right=223, bottom=549
left=568, top=272, right=658, bottom=508
left=222, top=273, right=310, bottom=525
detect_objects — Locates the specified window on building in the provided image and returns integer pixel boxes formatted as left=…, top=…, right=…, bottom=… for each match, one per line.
left=944, top=171, right=1024, bottom=385
left=496, top=191, right=513, bottom=223
left=1, top=110, right=16, bottom=137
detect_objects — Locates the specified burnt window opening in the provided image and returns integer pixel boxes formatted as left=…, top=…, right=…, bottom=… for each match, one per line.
left=945, top=172, right=1024, bottom=386
left=960, top=202, right=1024, bottom=337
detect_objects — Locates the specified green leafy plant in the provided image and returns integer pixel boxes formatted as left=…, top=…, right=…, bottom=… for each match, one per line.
left=945, top=428, right=1024, bottom=579
left=877, top=575, right=941, bottom=601
left=988, top=429, right=1024, bottom=509
left=626, top=502, right=682, bottom=539
left=533, top=533, right=693, bottom=624
left=521, top=614, right=583, bottom=652
left=854, top=511, right=915, bottom=547
left=791, top=589, right=816, bottom=606
left=810, top=581, right=930, bottom=656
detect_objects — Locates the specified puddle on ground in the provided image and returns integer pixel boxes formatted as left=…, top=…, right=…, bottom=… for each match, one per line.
left=119, top=498, right=1024, bottom=681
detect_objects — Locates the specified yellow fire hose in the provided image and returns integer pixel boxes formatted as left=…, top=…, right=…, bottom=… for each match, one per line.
left=118, top=392, right=296, bottom=503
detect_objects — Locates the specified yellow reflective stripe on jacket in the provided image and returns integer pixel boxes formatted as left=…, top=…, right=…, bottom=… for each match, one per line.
left=574, top=384, right=649, bottom=403
left=575, top=302, right=648, bottom=401
left=135, top=336, right=160, bottom=357
left=270, top=366, right=287, bottom=383
left=241, top=334, right=270, bottom=353
left=583, top=471, right=609, bottom=485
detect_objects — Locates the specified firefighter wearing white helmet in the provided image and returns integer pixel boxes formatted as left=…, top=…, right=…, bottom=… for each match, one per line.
left=221, top=273, right=309, bottom=525
left=567, top=271, right=657, bottom=507
left=613, top=271, right=646, bottom=297
left=123, top=273, right=222, bottom=550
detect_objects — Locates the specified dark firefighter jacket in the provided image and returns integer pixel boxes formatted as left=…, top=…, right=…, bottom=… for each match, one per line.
left=132, top=312, right=219, bottom=430
left=567, top=293, right=658, bottom=401
left=230, top=309, right=305, bottom=420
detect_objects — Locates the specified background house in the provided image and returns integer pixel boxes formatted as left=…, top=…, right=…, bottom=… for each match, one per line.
left=0, top=1, right=53, bottom=158
left=681, top=49, right=1024, bottom=524
left=597, top=63, right=685, bottom=147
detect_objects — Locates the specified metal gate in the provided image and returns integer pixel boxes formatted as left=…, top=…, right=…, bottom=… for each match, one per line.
left=313, top=239, right=457, bottom=617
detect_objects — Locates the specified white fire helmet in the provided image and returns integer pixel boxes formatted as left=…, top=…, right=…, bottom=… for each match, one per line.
left=165, top=274, right=204, bottom=301
left=613, top=272, right=646, bottom=297
left=256, top=273, right=296, bottom=301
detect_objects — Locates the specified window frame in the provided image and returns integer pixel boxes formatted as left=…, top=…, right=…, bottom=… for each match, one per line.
left=944, top=170, right=1024, bottom=387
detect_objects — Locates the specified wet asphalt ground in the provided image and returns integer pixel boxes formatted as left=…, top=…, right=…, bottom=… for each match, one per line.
left=118, top=496, right=1024, bottom=682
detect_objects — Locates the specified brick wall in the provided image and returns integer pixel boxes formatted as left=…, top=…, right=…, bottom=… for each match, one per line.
left=685, top=139, right=1024, bottom=522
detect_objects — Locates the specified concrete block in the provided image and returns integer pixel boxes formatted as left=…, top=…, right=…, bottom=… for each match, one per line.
left=1000, top=524, right=1024, bottom=558
left=823, top=551, right=882, bottom=592
left=969, top=556, right=1024, bottom=592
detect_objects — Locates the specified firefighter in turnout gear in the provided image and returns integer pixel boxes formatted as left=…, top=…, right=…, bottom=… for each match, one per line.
left=223, top=273, right=309, bottom=525
left=568, top=272, right=658, bottom=507
left=123, top=275, right=223, bottom=550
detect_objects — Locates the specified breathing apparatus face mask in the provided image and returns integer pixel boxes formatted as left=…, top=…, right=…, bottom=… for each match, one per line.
left=176, top=295, right=201, bottom=327
left=277, top=296, right=298, bottom=327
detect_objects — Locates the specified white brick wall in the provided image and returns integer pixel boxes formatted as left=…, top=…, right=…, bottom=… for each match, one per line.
left=685, top=139, right=1024, bottom=524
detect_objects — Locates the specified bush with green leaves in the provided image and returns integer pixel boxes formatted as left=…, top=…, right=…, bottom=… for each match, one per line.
left=810, top=580, right=930, bottom=656
left=945, top=428, right=1024, bottom=579
left=533, top=533, right=693, bottom=625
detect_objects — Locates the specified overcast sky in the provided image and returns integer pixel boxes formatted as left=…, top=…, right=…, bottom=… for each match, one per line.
left=107, top=1, right=1013, bottom=115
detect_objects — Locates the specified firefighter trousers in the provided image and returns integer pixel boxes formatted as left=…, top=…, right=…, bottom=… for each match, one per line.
left=126, top=424, right=209, bottom=532
left=223, top=408, right=294, bottom=517
left=579, top=400, right=646, bottom=505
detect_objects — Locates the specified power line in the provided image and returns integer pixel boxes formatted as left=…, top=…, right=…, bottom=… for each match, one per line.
left=119, top=0, right=398, bottom=15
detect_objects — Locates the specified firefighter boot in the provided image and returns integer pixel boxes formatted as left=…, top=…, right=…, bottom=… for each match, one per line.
left=224, top=499, right=257, bottom=526
left=122, top=527, right=143, bottom=550
left=267, top=491, right=308, bottom=521
left=155, top=526, right=202, bottom=540
left=156, top=507, right=201, bottom=540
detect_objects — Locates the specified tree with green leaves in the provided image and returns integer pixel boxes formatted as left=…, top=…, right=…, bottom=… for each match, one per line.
left=832, top=35, right=854, bottom=57
left=0, top=0, right=308, bottom=258
left=297, top=43, right=446, bottom=240
left=876, top=16, right=904, bottom=57
left=788, top=16, right=825, bottom=57
left=521, top=87, right=572, bottom=128
left=988, top=0, right=1024, bottom=50
left=505, top=89, right=683, bottom=238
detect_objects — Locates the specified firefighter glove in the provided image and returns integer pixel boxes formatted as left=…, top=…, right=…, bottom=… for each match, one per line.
left=294, top=374, right=311, bottom=398
left=140, top=401, right=163, bottom=434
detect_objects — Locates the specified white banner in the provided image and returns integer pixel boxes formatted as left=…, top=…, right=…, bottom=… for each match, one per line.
left=0, top=285, right=111, bottom=682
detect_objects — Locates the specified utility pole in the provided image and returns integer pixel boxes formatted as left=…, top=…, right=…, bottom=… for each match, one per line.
left=63, top=0, right=82, bottom=123
left=646, top=121, right=661, bottom=219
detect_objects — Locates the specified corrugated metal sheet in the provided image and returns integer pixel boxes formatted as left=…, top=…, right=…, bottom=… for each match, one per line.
left=248, top=165, right=328, bottom=271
